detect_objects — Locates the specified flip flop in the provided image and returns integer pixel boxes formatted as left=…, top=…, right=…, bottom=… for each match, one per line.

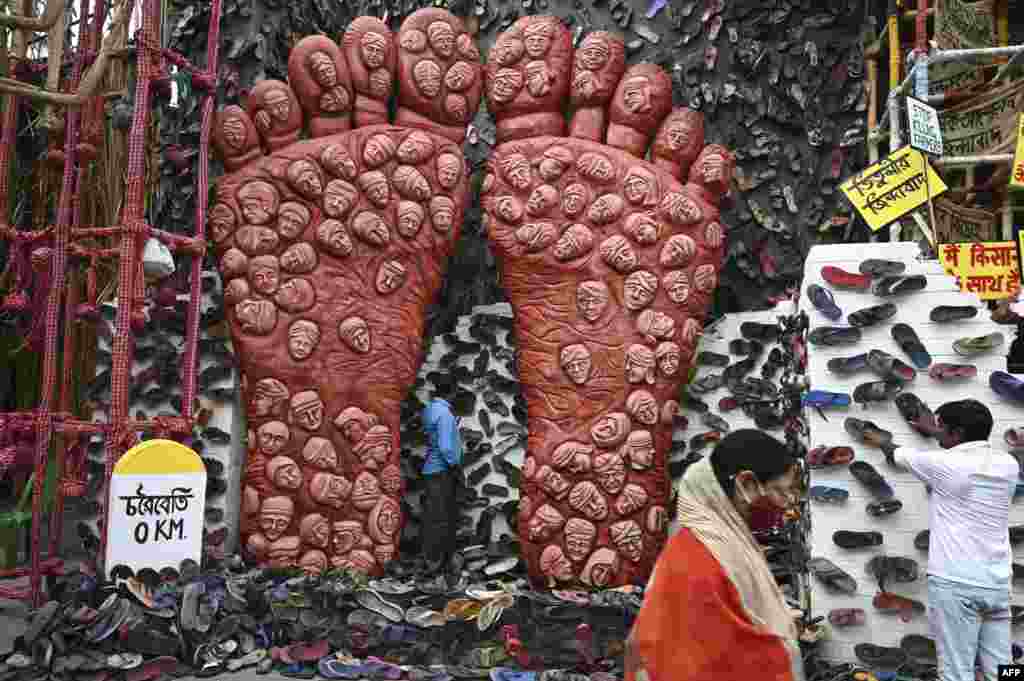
left=740, top=321, right=779, bottom=342
left=867, top=499, right=902, bottom=517
left=928, top=363, right=977, bottom=381
left=1006, top=428, right=1024, bottom=450
left=872, top=274, right=927, bottom=297
left=991, top=371, right=1024, bottom=402
left=867, top=556, right=919, bottom=583
left=849, top=461, right=894, bottom=499
left=729, top=338, right=763, bottom=356
left=808, top=284, right=843, bottom=321
left=828, top=608, right=866, bottom=627
left=833, top=530, right=883, bottom=549
left=953, top=332, right=1005, bottom=357
left=853, top=381, right=903, bottom=405
left=701, top=411, right=730, bottom=432
left=891, top=324, right=931, bottom=369
left=848, top=303, right=897, bottom=328
left=872, top=591, right=926, bottom=621
left=808, top=557, right=858, bottom=595
left=914, top=530, right=929, bottom=551
left=730, top=377, right=777, bottom=400
left=696, top=351, right=729, bottom=367
left=1011, top=525, right=1024, bottom=544
left=930, top=305, right=978, bottom=323
left=844, top=417, right=893, bottom=447
left=866, top=349, right=916, bottom=382
left=899, top=634, right=937, bottom=665
left=822, top=266, right=871, bottom=290
left=809, top=326, right=862, bottom=346
left=808, top=485, right=849, bottom=503
left=854, top=643, right=908, bottom=670
left=894, top=393, right=934, bottom=435
left=808, top=446, right=855, bottom=467
left=828, top=353, right=870, bottom=375
left=859, top=259, right=906, bottom=277
left=689, top=373, right=724, bottom=394
left=803, top=390, right=852, bottom=408
left=723, top=357, right=756, bottom=380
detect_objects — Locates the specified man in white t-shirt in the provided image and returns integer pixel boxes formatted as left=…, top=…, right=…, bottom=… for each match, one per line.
left=882, top=399, right=1018, bottom=681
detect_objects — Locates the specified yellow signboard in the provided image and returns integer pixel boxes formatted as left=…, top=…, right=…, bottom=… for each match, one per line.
left=939, top=241, right=1021, bottom=300
left=840, top=146, right=948, bottom=232
left=1011, top=114, right=1024, bottom=190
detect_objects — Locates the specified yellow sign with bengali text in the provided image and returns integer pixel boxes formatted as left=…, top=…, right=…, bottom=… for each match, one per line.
left=1011, top=114, right=1024, bottom=190
left=840, top=146, right=948, bottom=232
left=939, top=241, right=1020, bottom=300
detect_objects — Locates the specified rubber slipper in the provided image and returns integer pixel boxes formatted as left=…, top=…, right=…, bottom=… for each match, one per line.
left=808, top=557, right=858, bottom=595
left=809, top=485, right=849, bottom=503
left=928, top=362, right=977, bottom=381
left=854, top=643, right=907, bottom=669
left=688, top=373, right=724, bottom=394
left=803, top=390, right=852, bottom=408
left=808, top=284, right=842, bottom=321
left=848, top=303, right=897, bottom=328
left=873, top=275, right=927, bottom=297
left=1007, top=429, right=1024, bottom=450
left=895, top=393, right=934, bottom=435
left=859, top=259, right=906, bottom=277
left=867, top=499, right=902, bottom=516
left=729, top=338, right=763, bottom=356
left=822, top=266, right=871, bottom=290
left=280, top=664, right=316, bottom=679
left=1012, top=525, right=1024, bottom=544
left=753, top=406, right=785, bottom=430
left=873, top=591, right=925, bottom=620
left=953, top=332, right=1004, bottom=357
left=930, top=305, right=978, bottom=323
left=723, top=356, right=756, bottom=380
left=844, top=417, right=892, bottom=447
left=867, top=556, right=919, bottom=583
left=849, top=461, right=894, bottom=499
left=891, top=323, right=931, bottom=369
left=730, top=377, right=777, bottom=399
left=696, top=351, right=729, bottom=367
left=899, top=634, right=937, bottom=665
left=833, top=530, right=883, bottom=549
left=718, top=396, right=739, bottom=412
left=828, top=353, right=870, bottom=375
left=991, top=371, right=1024, bottom=402
left=701, top=411, right=730, bottom=433
left=866, top=349, right=916, bottom=382
left=809, top=326, right=862, bottom=346
left=914, top=530, right=929, bottom=551
left=740, top=321, right=779, bottom=342
left=828, top=608, right=866, bottom=627
left=808, top=446, right=854, bottom=467
left=853, top=381, right=903, bottom=405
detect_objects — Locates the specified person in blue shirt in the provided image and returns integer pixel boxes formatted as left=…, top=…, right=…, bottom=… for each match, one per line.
left=421, top=373, right=462, bottom=571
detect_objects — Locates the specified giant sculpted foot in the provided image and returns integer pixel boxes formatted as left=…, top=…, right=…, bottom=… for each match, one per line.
left=481, top=18, right=734, bottom=587
left=209, top=10, right=481, bottom=575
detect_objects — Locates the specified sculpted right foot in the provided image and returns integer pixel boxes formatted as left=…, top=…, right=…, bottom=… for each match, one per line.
left=480, top=18, right=734, bottom=587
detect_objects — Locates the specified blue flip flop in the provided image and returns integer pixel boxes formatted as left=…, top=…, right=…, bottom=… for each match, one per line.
left=802, top=390, right=852, bottom=408
left=808, top=284, right=842, bottom=321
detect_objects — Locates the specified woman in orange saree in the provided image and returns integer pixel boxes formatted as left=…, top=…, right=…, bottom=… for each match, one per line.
left=625, top=429, right=805, bottom=681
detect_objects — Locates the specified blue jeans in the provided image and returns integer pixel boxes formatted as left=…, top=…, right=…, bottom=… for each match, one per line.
left=928, top=575, right=1011, bottom=681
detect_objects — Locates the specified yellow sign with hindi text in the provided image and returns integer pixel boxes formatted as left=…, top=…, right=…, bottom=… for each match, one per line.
left=939, top=241, right=1020, bottom=300
left=1011, top=114, right=1024, bottom=190
left=840, top=146, right=948, bottom=232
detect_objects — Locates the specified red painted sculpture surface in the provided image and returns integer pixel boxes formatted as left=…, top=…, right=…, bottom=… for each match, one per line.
left=481, top=18, right=733, bottom=586
left=210, top=10, right=481, bottom=575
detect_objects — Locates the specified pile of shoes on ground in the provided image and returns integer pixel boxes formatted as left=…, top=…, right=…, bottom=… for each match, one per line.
left=1, top=556, right=640, bottom=680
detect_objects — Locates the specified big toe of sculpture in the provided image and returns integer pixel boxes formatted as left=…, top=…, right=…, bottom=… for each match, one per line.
left=481, top=18, right=733, bottom=587
left=210, top=9, right=481, bottom=575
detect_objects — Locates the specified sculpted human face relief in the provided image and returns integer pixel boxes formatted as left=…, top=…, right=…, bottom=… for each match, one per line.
left=237, top=223, right=279, bottom=255
left=588, top=194, right=624, bottom=225
left=264, top=88, right=292, bottom=122
left=288, top=320, right=320, bottom=360
left=582, top=548, right=619, bottom=587
left=536, top=465, right=571, bottom=500
left=538, top=147, right=573, bottom=182
left=615, top=483, right=650, bottom=516
left=568, top=480, right=609, bottom=521
left=660, top=234, right=696, bottom=268
left=493, top=37, right=524, bottom=66
left=364, top=135, right=396, bottom=168
left=563, top=518, right=597, bottom=563
left=321, top=144, right=357, bottom=180
left=577, top=35, right=610, bottom=71
left=353, top=211, right=390, bottom=246
left=576, top=281, right=609, bottom=323
left=436, top=153, right=462, bottom=190
left=611, top=520, right=644, bottom=563
left=288, top=160, right=324, bottom=199
left=560, top=344, right=592, bottom=385
left=427, top=21, right=455, bottom=58
left=315, top=220, right=354, bottom=258
left=623, top=271, right=658, bottom=311
left=523, top=22, right=554, bottom=58
left=209, top=204, right=236, bottom=243
left=656, top=341, right=681, bottom=377
left=540, top=545, right=575, bottom=582
left=300, top=513, right=330, bottom=548
left=526, top=185, right=557, bottom=216
left=360, top=32, right=388, bottom=69
left=430, top=197, right=455, bottom=234
left=528, top=504, right=565, bottom=542
left=397, top=131, right=435, bottom=164
left=332, top=521, right=363, bottom=554
left=624, top=430, right=655, bottom=470
left=257, top=421, right=290, bottom=456
left=224, top=279, right=249, bottom=305
left=238, top=181, right=279, bottom=225
left=662, top=193, right=702, bottom=225
left=494, top=196, right=524, bottom=224
left=290, top=390, right=325, bottom=431
left=267, top=455, right=304, bottom=490
left=302, top=437, right=337, bottom=470
left=627, top=390, right=658, bottom=426
left=259, top=496, right=294, bottom=541
left=637, top=309, right=676, bottom=341
left=397, top=202, right=425, bottom=238
left=623, top=167, right=658, bottom=206
left=663, top=271, right=690, bottom=306
left=251, top=378, right=288, bottom=417
left=562, top=183, right=588, bottom=218
left=320, top=87, right=351, bottom=113
left=311, top=472, right=352, bottom=509
left=221, top=249, right=248, bottom=279
left=323, top=180, right=358, bottom=219
left=370, top=497, right=400, bottom=543
left=413, top=60, right=443, bottom=98
left=591, top=412, right=629, bottom=449
left=621, top=76, right=652, bottom=114
left=351, top=472, right=381, bottom=511
left=235, top=299, right=277, bottom=335
left=299, top=550, right=328, bottom=575
left=335, top=407, right=374, bottom=444
left=308, top=51, right=338, bottom=88
left=599, top=235, right=637, bottom=273
left=551, top=441, right=594, bottom=474
left=553, top=224, right=594, bottom=261
left=500, top=154, right=532, bottom=190
left=376, top=260, right=407, bottom=295
left=339, top=317, right=371, bottom=354
left=354, top=425, right=393, bottom=469
left=281, top=243, right=317, bottom=274
left=277, top=202, right=311, bottom=240
left=275, top=278, right=316, bottom=313
left=623, top=214, right=659, bottom=246
left=444, top=62, right=475, bottom=92
left=594, top=451, right=626, bottom=494
left=525, top=61, right=552, bottom=97
left=249, top=256, right=279, bottom=295
left=359, top=172, right=390, bottom=207
left=491, top=68, right=524, bottom=104
left=222, top=115, right=247, bottom=150
left=625, top=344, right=655, bottom=384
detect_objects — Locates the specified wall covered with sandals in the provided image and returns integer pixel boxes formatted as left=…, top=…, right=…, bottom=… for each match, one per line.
left=800, top=242, right=1024, bottom=665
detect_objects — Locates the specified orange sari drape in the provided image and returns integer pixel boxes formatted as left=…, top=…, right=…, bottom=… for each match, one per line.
left=625, top=528, right=798, bottom=681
